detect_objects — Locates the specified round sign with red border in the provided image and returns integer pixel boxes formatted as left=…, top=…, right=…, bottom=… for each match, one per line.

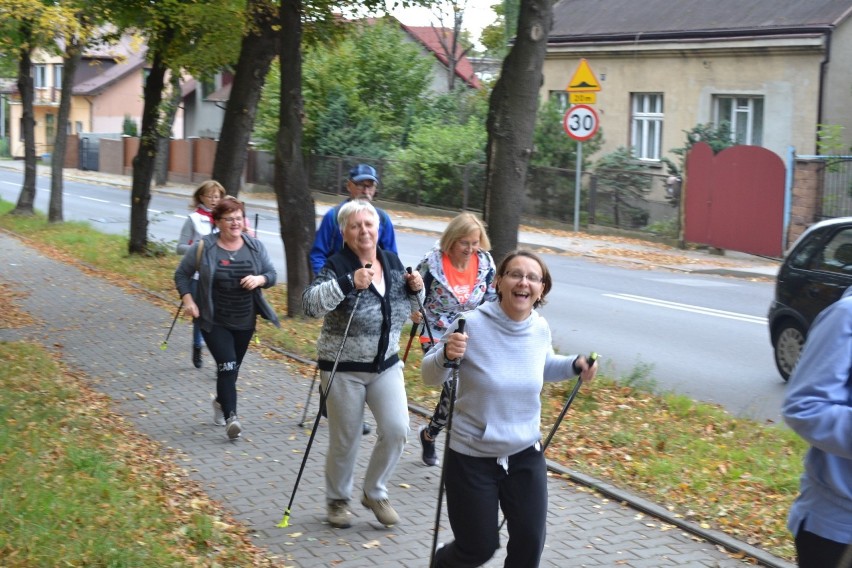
left=563, top=104, right=599, bottom=141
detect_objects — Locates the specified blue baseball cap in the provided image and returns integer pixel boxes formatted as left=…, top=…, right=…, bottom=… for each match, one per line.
left=349, top=164, right=379, bottom=184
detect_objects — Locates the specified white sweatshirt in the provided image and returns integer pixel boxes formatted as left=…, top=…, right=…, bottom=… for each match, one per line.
left=422, top=300, right=578, bottom=458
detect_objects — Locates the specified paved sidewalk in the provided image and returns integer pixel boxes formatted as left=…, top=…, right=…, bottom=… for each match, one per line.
left=0, top=230, right=792, bottom=567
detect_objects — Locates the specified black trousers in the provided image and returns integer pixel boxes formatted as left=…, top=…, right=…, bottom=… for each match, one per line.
left=796, top=526, right=852, bottom=568
left=201, top=325, right=253, bottom=418
left=435, top=444, right=548, bottom=568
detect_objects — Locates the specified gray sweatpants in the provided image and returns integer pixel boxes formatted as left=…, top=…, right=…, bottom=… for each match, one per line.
left=321, top=363, right=409, bottom=503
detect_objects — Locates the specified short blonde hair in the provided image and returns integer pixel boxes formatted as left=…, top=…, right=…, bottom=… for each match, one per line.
left=440, top=212, right=491, bottom=252
left=337, top=200, right=379, bottom=233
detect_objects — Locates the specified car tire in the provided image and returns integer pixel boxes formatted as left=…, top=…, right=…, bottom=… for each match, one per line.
left=773, top=321, right=806, bottom=382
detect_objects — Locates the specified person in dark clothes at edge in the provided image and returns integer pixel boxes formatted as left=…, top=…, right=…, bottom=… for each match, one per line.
left=783, top=285, right=852, bottom=568
left=175, top=198, right=280, bottom=441
left=303, top=199, right=424, bottom=529
left=309, top=163, right=398, bottom=436
left=422, top=249, right=597, bottom=567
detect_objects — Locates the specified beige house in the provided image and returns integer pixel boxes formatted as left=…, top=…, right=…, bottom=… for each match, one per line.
left=6, top=38, right=183, bottom=160
left=543, top=0, right=852, bottom=167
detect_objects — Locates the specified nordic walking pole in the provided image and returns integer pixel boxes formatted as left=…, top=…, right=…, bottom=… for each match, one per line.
left=402, top=320, right=421, bottom=365
left=430, top=318, right=465, bottom=568
left=542, top=352, right=598, bottom=450
left=160, top=304, right=183, bottom=350
left=298, top=366, right=320, bottom=427
left=406, top=267, right=435, bottom=346
left=496, top=352, right=599, bottom=534
left=277, top=263, right=371, bottom=528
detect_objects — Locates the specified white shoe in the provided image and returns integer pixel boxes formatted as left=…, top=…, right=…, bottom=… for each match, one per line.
left=226, top=414, right=241, bottom=440
left=212, top=396, right=225, bottom=426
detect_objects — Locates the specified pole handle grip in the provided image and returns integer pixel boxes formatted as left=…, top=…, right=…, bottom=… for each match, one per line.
left=445, top=318, right=465, bottom=368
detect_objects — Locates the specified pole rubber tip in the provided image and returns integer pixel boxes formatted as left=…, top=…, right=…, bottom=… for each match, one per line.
left=160, top=343, right=168, bottom=351
left=276, top=512, right=290, bottom=528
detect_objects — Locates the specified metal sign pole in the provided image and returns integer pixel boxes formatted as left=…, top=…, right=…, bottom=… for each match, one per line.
left=574, top=141, right=583, bottom=232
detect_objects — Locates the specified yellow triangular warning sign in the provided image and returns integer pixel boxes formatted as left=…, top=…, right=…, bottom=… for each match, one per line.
left=566, top=59, right=601, bottom=92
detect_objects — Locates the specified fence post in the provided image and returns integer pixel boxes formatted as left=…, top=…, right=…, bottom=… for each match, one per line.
left=587, top=174, right=597, bottom=226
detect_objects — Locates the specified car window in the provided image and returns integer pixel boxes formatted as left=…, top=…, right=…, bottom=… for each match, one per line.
left=790, top=237, right=825, bottom=269
left=810, top=229, right=852, bottom=274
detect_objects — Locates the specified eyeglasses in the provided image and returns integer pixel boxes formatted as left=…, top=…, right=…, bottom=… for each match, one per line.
left=503, top=271, right=543, bottom=284
left=221, top=216, right=244, bottom=224
left=354, top=181, right=377, bottom=190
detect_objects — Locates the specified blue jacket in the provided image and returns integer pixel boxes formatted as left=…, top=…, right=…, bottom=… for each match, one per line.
left=309, top=199, right=397, bottom=275
left=783, top=286, right=852, bottom=543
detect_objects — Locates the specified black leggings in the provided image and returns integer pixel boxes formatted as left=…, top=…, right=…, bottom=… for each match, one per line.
left=795, top=525, right=852, bottom=568
left=422, top=343, right=451, bottom=438
left=436, top=444, right=548, bottom=568
left=201, top=325, right=254, bottom=418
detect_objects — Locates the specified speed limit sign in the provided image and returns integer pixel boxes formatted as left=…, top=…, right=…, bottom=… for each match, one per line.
left=563, top=104, right=599, bottom=141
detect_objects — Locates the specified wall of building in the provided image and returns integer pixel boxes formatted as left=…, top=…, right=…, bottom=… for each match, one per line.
left=820, top=18, right=852, bottom=153
left=543, top=37, right=827, bottom=166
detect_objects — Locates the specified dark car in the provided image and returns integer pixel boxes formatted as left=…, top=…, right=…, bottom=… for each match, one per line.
left=768, top=217, right=852, bottom=380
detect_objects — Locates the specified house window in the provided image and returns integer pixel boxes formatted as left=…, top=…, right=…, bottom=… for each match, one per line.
left=75, top=121, right=84, bottom=134
left=45, top=114, right=55, bottom=141
left=54, top=64, right=63, bottom=88
left=201, top=77, right=216, bottom=99
left=714, top=96, right=763, bottom=145
left=33, top=65, right=47, bottom=88
left=631, top=93, right=663, bottom=161
left=549, top=91, right=569, bottom=112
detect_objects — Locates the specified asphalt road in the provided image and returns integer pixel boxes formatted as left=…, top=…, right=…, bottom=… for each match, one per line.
left=0, top=169, right=784, bottom=424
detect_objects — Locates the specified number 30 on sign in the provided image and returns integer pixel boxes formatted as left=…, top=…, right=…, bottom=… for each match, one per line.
left=562, top=104, right=599, bottom=142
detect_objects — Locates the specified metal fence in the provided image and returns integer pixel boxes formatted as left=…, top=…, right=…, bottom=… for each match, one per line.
left=814, top=156, right=852, bottom=219
left=301, top=154, right=679, bottom=236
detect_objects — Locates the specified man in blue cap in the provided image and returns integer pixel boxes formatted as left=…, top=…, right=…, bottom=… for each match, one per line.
left=309, top=163, right=398, bottom=275
left=309, top=164, right=399, bottom=436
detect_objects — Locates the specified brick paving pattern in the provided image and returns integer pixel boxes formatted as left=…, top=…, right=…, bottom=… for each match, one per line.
left=0, top=232, right=788, bottom=567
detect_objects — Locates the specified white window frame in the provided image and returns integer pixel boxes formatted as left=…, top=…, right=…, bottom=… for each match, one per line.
left=33, top=64, right=47, bottom=88
left=714, top=95, right=764, bottom=146
left=53, top=64, right=63, bottom=89
left=631, top=93, right=663, bottom=161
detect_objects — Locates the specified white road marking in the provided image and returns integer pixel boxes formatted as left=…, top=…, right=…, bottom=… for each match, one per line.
left=604, top=293, right=766, bottom=324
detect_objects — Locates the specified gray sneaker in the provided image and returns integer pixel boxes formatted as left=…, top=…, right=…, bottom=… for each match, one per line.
left=361, top=492, right=399, bottom=526
left=225, top=414, right=241, bottom=440
left=212, top=396, right=225, bottom=426
left=327, top=500, right=352, bottom=528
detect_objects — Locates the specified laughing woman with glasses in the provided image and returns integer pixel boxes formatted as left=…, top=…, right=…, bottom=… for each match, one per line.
left=174, top=198, right=280, bottom=441
left=422, top=249, right=598, bottom=568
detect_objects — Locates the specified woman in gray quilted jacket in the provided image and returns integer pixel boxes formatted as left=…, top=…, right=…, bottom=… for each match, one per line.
left=302, top=199, right=424, bottom=530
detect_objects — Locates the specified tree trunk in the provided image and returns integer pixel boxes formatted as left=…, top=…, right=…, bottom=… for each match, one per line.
left=128, top=50, right=167, bottom=255
left=483, top=0, right=552, bottom=264
left=49, top=38, right=82, bottom=223
left=12, top=38, right=36, bottom=216
left=275, top=0, right=316, bottom=317
left=154, top=73, right=181, bottom=186
left=211, top=0, right=279, bottom=196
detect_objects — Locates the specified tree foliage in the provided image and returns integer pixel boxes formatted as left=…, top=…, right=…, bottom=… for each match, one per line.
left=103, top=0, right=245, bottom=254
left=662, top=121, right=734, bottom=177
left=256, top=17, right=434, bottom=156
left=0, top=0, right=76, bottom=217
